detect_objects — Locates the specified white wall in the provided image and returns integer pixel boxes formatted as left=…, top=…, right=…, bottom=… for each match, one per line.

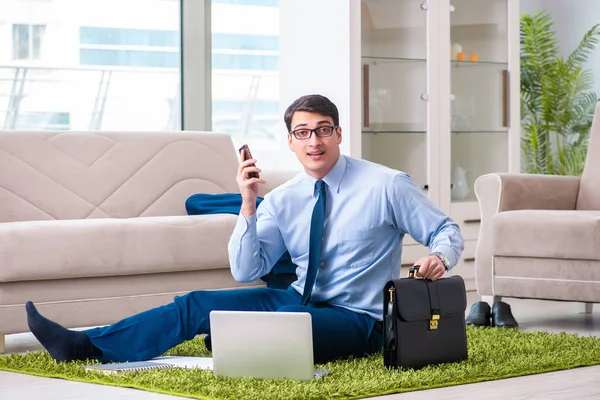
left=521, top=0, right=600, bottom=97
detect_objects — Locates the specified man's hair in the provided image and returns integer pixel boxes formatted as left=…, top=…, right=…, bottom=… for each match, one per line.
left=283, top=94, right=339, bottom=132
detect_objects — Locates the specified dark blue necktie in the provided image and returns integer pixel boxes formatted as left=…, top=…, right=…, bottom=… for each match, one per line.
left=301, top=179, right=327, bottom=306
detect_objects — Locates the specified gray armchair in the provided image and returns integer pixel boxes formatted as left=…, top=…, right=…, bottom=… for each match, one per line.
left=474, top=102, right=600, bottom=311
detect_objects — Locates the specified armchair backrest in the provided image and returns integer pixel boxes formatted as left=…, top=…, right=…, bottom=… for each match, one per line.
left=577, top=102, right=600, bottom=210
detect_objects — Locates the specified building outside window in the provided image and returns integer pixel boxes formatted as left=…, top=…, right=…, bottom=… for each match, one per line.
left=12, top=24, right=46, bottom=60
left=0, top=0, right=182, bottom=131
left=78, top=26, right=180, bottom=68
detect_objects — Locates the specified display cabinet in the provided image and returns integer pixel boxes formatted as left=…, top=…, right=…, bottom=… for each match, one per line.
left=359, top=0, right=520, bottom=288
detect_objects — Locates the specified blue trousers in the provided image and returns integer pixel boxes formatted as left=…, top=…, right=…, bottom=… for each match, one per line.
left=86, top=287, right=383, bottom=364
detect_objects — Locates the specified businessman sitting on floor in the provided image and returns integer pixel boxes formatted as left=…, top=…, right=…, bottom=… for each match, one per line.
left=25, top=94, right=464, bottom=364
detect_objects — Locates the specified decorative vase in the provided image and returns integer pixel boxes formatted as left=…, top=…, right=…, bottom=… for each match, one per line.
left=451, top=162, right=472, bottom=201
left=451, top=43, right=462, bottom=60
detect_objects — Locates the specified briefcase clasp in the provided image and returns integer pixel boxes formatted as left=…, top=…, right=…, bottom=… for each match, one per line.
left=429, top=313, right=440, bottom=330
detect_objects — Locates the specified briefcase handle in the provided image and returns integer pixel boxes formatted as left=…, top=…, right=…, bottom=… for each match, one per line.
left=407, top=265, right=442, bottom=330
left=408, top=265, right=421, bottom=278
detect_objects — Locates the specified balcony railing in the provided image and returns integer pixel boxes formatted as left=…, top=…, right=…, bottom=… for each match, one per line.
left=0, top=64, right=279, bottom=141
left=0, top=64, right=181, bottom=131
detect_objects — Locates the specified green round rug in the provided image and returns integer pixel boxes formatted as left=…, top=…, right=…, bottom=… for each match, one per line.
left=1, top=326, right=600, bottom=400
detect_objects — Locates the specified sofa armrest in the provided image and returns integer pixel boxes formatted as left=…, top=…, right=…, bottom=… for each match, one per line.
left=258, top=169, right=300, bottom=197
left=473, top=173, right=580, bottom=296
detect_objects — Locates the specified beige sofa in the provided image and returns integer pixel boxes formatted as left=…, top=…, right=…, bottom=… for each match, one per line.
left=474, top=102, right=600, bottom=310
left=0, top=130, right=296, bottom=352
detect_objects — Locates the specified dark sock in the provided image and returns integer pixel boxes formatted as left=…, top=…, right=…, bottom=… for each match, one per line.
left=25, top=301, right=102, bottom=362
left=204, top=334, right=212, bottom=351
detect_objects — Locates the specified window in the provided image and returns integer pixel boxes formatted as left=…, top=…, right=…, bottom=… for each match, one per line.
left=211, top=0, right=280, bottom=152
left=0, top=1, right=181, bottom=131
left=76, top=25, right=182, bottom=129
left=12, top=24, right=46, bottom=60
left=0, top=0, right=280, bottom=136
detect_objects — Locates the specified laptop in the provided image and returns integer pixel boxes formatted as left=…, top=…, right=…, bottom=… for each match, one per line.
left=209, top=310, right=329, bottom=381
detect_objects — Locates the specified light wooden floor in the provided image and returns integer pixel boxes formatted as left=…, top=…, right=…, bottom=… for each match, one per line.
left=2, top=292, right=600, bottom=400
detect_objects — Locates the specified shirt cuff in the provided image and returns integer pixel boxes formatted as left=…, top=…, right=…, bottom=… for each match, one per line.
left=234, top=211, right=256, bottom=235
left=431, top=244, right=459, bottom=270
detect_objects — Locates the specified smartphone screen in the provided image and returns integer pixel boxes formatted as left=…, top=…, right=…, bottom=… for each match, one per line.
left=238, top=144, right=260, bottom=179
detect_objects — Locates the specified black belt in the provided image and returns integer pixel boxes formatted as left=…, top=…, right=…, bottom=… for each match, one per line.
left=374, top=320, right=383, bottom=331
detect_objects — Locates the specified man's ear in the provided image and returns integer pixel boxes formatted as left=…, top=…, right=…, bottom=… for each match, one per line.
left=336, top=127, right=342, bottom=145
left=287, top=134, right=295, bottom=152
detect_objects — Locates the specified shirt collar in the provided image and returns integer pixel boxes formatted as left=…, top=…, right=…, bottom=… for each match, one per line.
left=304, top=154, right=347, bottom=197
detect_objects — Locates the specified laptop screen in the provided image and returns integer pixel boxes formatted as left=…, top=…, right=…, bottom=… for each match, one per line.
left=209, top=310, right=317, bottom=381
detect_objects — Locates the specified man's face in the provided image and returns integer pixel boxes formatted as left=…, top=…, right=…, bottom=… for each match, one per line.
left=288, top=111, right=342, bottom=179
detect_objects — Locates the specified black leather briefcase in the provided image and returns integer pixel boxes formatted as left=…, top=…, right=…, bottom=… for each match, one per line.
left=383, top=266, right=468, bottom=369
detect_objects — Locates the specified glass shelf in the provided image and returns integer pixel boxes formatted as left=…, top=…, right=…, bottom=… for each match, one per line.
left=452, top=129, right=508, bottom=134
left=363, top=130, right=426, bottom=135
left=362, top=122, right=426, bottom=135
left=362, top=56, right=426, bottom=64
left=451, top=60, right=508, bottom=67
left=451, top=196, right=479, bottom=204
left=362, top=129, right=509, bottom=135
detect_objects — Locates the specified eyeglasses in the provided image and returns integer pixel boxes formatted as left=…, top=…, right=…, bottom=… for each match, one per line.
left=289, top=126, right=338, bottom=140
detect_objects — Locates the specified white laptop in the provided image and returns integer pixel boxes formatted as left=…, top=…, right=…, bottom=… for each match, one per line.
left=208, top=310, right=329, bottom=381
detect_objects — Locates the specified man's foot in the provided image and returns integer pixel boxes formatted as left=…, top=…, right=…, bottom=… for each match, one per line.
left=25, top=301, right=101, bottom=362
left=465, top=301, right=491, bottom=327
left=204, top=334, right=212, bottom=351
left=491, top=301, right=519, bottom=328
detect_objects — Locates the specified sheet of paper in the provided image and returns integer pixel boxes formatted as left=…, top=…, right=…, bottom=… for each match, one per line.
left=147, top=356, right=214, bottom=370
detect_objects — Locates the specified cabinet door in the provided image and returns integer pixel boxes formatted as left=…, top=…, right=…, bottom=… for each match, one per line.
left=449, top=0, right=510, bottom=204
left=360, top=0, right=432, bottom=198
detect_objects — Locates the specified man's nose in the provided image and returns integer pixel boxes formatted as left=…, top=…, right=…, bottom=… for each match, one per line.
left=308, top=131, right=322, bottom=145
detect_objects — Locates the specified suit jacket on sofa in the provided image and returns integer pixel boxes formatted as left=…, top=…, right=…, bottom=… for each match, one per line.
left=185, top=193, right=297, bottom=289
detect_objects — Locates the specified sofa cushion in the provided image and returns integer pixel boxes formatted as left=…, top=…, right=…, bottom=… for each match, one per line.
left=0, top=214, right=238, bottom=283
left=492, top=210, right=600, bottom=260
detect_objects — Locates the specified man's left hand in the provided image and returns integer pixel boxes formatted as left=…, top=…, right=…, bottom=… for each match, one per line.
left=413, top=255, right=446, bottom=281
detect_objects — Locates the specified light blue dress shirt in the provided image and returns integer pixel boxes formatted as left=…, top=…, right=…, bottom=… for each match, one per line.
left=228, top=155, right=464, bottom=320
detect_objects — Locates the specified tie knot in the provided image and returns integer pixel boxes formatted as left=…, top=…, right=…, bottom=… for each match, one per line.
left=315, top=179, right=326, bottom=193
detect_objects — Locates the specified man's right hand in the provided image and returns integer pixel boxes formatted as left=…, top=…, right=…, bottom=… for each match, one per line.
left=236, top=149, right=265, bottom=217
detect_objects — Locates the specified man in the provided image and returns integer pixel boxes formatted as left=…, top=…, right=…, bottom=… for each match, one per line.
left=25, top=94, right=464, bottom=364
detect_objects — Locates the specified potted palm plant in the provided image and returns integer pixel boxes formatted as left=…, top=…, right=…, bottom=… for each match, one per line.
left=520, top=10, right=600, bottom=175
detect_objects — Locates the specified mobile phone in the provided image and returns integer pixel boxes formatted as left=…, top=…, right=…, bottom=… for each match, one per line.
left=238, top=144, right=260, bottom=179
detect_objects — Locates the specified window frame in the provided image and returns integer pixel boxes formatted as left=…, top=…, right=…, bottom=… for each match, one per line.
left=181, top=0, right=212, bottom=131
